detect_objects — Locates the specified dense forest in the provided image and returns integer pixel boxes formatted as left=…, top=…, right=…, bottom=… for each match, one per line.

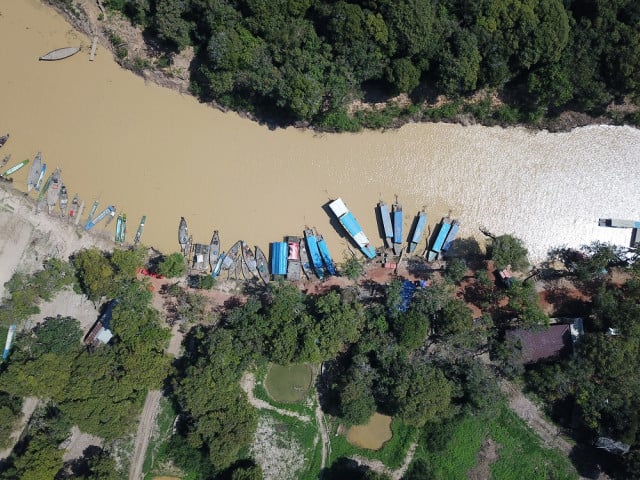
left=97, top=0, right=640, bottom=129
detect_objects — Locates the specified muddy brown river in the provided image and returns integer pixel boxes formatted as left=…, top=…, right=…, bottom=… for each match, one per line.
left=1, top=0, right=639, bottom=261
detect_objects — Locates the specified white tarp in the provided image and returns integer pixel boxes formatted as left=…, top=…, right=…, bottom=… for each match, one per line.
left=328, top=198, right=348, bottom=218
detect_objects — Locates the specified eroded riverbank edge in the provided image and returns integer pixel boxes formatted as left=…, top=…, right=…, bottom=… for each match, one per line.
left=46, top=0, right=636, bottom=134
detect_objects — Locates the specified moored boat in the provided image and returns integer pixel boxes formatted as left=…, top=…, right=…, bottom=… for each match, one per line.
left=378, top=201, right=393, bottom=248
left=442, top=220, right=460, bottom=253
left=328, top=198, right=376, bottom=259
left=35, top=163, right=46, bottom=191
left=84, top=200, right=99, bottom=227
left=1, top=154, right=11, bottom=167
left=104, top=207, right=116, bottom=227
left=59, top=184, right=68, bottom=216
left=286, top=236, right=302, bottom=281
left=84, top=205, right=115, bottom=231
left=26, top=152, right=42, bottom=192
left=427, top=217, right=453, bottom=262
left=46, top=168, right=62, bottom=214
left=223, top=240, right=242, bottom=279
left=208, top=230, right=220, bottom=272
left=212, top=252, right=225, bottom=279
left=392, top=200, right=403, bottom=256
left=408, top=209, right=427, bottom=253
left=69, top=194, right=79, bottom=218
left=2, top=158, right=29, bottom=177
left=304, top=228, right=324, bottom=279
left=39, top=46, right=81, bottom=61
left=121, top=214, right=127, bottom=243
left=134, top=215, right=146, bottom=245
left=242, top=242, right=258, bottom=279
left=36, top=172, right=53, bottom=212
left=255, top=246, right=270, bottom=284
left=0, top=134, right=9, bottom=149
left=299, top=238, right=312, bottom=279
left=115, top=214, right=123, bottom=242
left=178, top=217, right=188, bottom=252
left=317, top=234, right=336, bottom=276
left=270, top=241, right=288, bottom=277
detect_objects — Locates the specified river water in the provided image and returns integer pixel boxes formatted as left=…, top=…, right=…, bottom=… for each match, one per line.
left=1, top=0, right=639, bottom=262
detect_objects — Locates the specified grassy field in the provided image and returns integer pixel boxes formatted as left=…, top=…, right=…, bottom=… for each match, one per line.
left=142, top=396, right=182, bottom=480
left=416, top=404, right=578, bottom=480
left=264, top=363, right=313, bottom=403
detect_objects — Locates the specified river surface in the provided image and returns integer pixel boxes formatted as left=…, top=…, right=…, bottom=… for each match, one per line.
left=1, top=0, right=639, bottom=262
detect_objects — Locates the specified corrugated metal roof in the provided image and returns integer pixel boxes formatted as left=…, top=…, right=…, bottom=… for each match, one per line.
left=270, top=242, right=288, bottom=275
left=393, top=210, right=403, bottom=243
left=507, top=325, right=571, bottom=363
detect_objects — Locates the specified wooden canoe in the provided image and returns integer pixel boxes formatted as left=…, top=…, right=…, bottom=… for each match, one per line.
left=39, top=46, right=81, bottom=61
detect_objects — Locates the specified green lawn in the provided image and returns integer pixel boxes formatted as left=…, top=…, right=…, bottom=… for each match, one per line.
left=416, top=404, right=578, bottom=480
left=264, top=363, right=313, bottom=403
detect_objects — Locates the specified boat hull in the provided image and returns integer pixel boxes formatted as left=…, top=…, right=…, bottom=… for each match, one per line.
left=39, top=46, right=81, bottom=61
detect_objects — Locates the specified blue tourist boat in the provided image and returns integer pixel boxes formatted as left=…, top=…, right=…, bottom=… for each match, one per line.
left=212, top=252, right=225, bottom=279
left=427, top=217, right=452, bottom=262
left=408, top=210, right=427, bottom=253
left=317, top=234, right=336, bottom=276
left=304, top=228, right=325, bottom=279
left=392, top=200, right=403, bottom=256
left=328, top=198, right=376, bottom=259
left=378, top=201, right=393, bottom=248
left=442, top=220, right=460, bottom=252
left=85, top=205, right=115, bottom=231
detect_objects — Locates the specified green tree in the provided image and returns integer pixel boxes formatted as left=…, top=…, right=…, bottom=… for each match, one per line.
left=10, top=433, right=63, bottom=480
left=444, top=258, right=467, bottom=284
left=437, top=298, right=473, bottom=337
left=392, top=309, right=429, bottom=350
left=490, top=234, right=529, bottom=271
left=73, top=248, right=115, bottom=301
left=341, top=255, right=364, bottom=281
left=157, top=252, right=187, bottom=278
left=312, top=291, right=365, bottom=360
left=393, top=363, right=451, bottom=427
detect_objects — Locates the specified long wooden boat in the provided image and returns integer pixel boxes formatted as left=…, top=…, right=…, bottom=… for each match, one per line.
left=208, top=230, right=220, bottom=272
left=178, top=217, right=189, bottom=251
left=46, top=168, right=62, bottom=214
left=84, top=205, right=115, bottom=231
left=39, top=46, right=81, bottom=61
left=121, top=214, right=127, bottom=243
left=223, top=240, right=242, bottom=279
left=392, top=200, right=403, bottom=256
left=327, top=198, right=376, bottom=259
left=84, top=200, right=99, bottom=227
left=378, top=201, right=394, bottom=248
left=408, top=210, right=427, bottom=253
left=255, top=246, right=270, bottom=284
left=241, top=242, right=258, bottom=280
left=286, top=236, right=302, bottom=281
left=298, top=238, right=312, bottom=279
left=427, top=217, right=452, bottom=262
left=304, top=228, right=324, bottom=279
left=35, top=163, right=46, bottom=191
left=317, top=234, right=336, bottom=276
left=26, top=152, right=42, bottom=192
left=68, top=194, right=79, bottom=218
left=212, top=252, right=225, bottom=279
left=2, top=158, right=28, bottom=177
left=0, top=134, right=9, bottom=149
left=1, top=154, right=11, bottom=167
left=36, top=172, right=53, bottom=213
left=134, top=215, right=146, bottom=245
left=115, top=214, right=123, bottom=242
left=59, top=184, right=68, bottom=216
left=442, top=220, right=460, bottom=253
left=104, top=206, right=116, bottom=228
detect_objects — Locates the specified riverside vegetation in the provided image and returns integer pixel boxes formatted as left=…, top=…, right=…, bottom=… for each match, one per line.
left=55, top=0, right=640, bottom=130
left=0, top=236, right=639, bottom=478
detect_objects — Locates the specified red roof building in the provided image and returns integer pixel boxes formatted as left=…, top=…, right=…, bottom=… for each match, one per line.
left=507, top=324, right=572, bottom=363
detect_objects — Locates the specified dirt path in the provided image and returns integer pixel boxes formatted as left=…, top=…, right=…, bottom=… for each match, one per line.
left=314, top=392, right=330, bottom=469
left=129, top=390, right=161, bottom=480
left=0, top=396, right=39, bottom=460
left=351, top=442, right=418, bottom=480
left=240, top=372, right=311, bottom=422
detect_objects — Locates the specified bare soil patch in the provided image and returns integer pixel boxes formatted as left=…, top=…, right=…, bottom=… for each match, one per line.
left=61, top=425, right=103, bottom=462
left=129, top=390, right=162, bottom=480
left=467, top=437, right=500, bottom=480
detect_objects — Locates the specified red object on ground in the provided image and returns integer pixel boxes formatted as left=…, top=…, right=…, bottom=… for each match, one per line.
left=383, top=263, right=397, bottom=269
left=136, top=267, right=165, bottom=279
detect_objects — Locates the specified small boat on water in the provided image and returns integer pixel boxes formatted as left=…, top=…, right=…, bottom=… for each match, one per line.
left=104, top=207, right=116, bottom=227
left=427, top=217, right=453, bottom=262
left=378, top=201, right=394, bottom=248
left=208, top=230, right=220, bottom=272
left=85, top=200, right=99, bottom=227
left=299, top=238, right=312, bottom=279
left=68, top=194, right=79, bottom=218
left=36, top=171, right=53, bottom=212
left=223, top=241, right=242, bottom=279
left=2, top=158, right=28, bottom=178
left=255, top=246, right=270, bottom=284
left=392, top=200, right=403, bottom=256
left=0, top=134, right=9, bottom=149
left=317, top=234, right=337, bottom=276
left=408, top=209, right=427, bottom=253
left=39, top=46, right=81, bottom=61
left=304, top=228, right=324, bottom=279
left=85, top=205, right=115, bottom=231
left=46, top=168, right=62, bottom=214
left=1, top=154, right=11, bottom=167
left=134, top=215, right=146, bottom=245
left=26, top=152, right=42, bottom=192
left=35, top=163, right=46, bottom=191
left=115, top=214, right=123, bottom=242
left=178, top=217, right=189, bottom=251
left=442, top=220, right=460, bottom=253
left=121, top=214, right=127, bottom=243
left=286, top=236, right=302, bottom=281
left=59, top=184, right=68, bottom=216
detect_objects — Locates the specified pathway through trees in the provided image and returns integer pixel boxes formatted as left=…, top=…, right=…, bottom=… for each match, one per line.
left=129, top=390, right=161, bottom=480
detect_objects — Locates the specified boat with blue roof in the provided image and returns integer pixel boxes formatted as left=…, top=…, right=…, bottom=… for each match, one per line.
left=85, top=205, right=115, bottom=231
left=328, top=198, right=376, bottom=259
left=427, top=217, right=452, bottom=262
left=317, top=233, right=336, bottom=276
left=304, top=228, right=325, bottom=279
left=392, top=199, right=403, bottom=256
left=378, top=200, right=393, bottom=248
left=408, top=209, right=427, bottom=253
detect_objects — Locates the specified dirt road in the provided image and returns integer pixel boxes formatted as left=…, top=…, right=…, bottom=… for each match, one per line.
left=0, top=396, right=39, bottom=460
left=129, top=390, right=161, bottom=480
left=351, top=442, right=418, bottom=480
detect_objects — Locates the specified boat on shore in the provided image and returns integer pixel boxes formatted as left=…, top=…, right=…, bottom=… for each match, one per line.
left=328, top=198, right=376, bottom=259
left=286, top=236, right=302, bottom=281
left=39, top=46, right=81, bottom=61
left=0, top=134, right=9, bottom=149
left=392, top=200, right=403, bottom=256
left=115, top=214, right=123, bottom=242
left=59, top=184, right=68, bottom=216
left=317, top=234, right=336, bottom=276
left=212, top=252, right=225, bottom=279
left=378, top=201, right=394, bottom=248
left=255, top=246, right=270, bottom=284
left=299, top=238, right=312, bottom=279
left=84, top=205, right=115, bottom=231
left=304, top=228, right=325, bottom=279
left=178, top=217, right=189, bottom=252
left=408, top=209, right=427, bottom=253
left=208, top=230, right=220, bottom=272
left=1, top=155, right=11, bottom=167
left=242, top=242, right=258, bottom=279
left=134, top=215, right=146, bottom=245
left=427, top=217, right=453, bottom=262
left=104, top=207, right=116, bottom=228
left=121, top=214, right=127, bottom=243
left=36, top=171, right=53, bottom=212
left=84, top=200, right=99, bottom=227
left=35, top=163, right=46, bottom=191
left=26, top=152, right=42, bottom=192
left=223, top=240, right=242, bottom=279
left=69, top=194, right=79, bottom=218
left=46, top=168, right=62, bottom=214
left=2, top=158, right=28, bottom=178
left=442, top=220, right=460, bottom=253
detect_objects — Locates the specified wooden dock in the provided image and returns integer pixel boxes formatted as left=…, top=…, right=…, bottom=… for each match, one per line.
left=89, top=36, right=98, bottom=61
